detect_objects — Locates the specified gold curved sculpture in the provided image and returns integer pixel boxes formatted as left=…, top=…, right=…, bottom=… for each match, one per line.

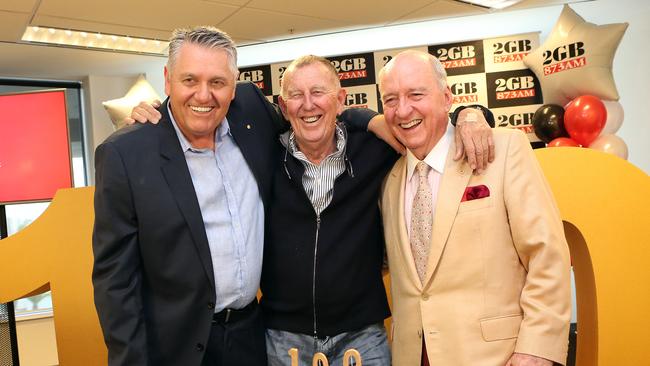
left=535, top=147, right=650, bottom=366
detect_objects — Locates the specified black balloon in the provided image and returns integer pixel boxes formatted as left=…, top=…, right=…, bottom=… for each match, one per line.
left=532, top=104, right=567, bottom=143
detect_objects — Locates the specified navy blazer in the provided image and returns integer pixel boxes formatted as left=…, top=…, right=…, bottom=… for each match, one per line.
left=92, top=82, right=281, bottom=366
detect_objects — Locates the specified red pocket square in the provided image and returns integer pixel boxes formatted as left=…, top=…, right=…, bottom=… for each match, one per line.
left=461, top=185, right=490, bottom=202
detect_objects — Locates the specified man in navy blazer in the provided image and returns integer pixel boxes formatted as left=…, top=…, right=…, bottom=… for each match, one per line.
left=92, top=27, right=283, bottom=366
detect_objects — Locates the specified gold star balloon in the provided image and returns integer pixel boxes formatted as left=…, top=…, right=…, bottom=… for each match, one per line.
left=102, top=75, right=161, bottom=130
left=523, top=5, right=628, bottom=105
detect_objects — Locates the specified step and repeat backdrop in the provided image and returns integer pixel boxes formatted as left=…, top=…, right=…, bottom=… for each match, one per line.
left=239, top=32, right=544, bottom=142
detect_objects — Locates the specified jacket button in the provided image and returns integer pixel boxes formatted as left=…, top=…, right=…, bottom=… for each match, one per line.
left=422, top=294, right=429, bottom=301
left=207, top=302, right=215, bottom=310
left=196, top=343, right=204, bottom=352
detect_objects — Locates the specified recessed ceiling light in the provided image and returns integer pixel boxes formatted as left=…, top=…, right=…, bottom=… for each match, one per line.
left=455, top=0, right=523, bottom=9
left=21, top=26, right=169, bottom=56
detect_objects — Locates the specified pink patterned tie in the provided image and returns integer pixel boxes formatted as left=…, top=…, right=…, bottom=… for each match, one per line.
left=410, top=162, right=432, bottom=283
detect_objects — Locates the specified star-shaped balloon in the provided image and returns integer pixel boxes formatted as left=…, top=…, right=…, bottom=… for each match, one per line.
left=103, top=75, right=161, bottom=130
left=523, top=5, right=628, bottom=105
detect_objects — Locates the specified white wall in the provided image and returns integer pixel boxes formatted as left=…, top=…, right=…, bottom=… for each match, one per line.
left=81, top=72, right=166, bottom=184
left=236, top=0, right=650, bottom=174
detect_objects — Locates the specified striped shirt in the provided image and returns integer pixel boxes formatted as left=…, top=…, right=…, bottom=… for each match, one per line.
left=285, top=124, right=347, bottom=215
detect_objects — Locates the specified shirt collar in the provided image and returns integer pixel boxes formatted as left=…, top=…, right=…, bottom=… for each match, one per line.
left=168, top=102, right=230, bottom=152
left=283, top=122, right=347, bottom=161
left=406, top=121, right=454, bottom=182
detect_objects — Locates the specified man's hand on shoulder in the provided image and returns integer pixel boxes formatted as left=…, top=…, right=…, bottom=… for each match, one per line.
left=453, top=107, right=495, bottom=174
left=123, top=100, right=163, bottom=125
left=368, top=114, right=406, bottom=155
left=505, top=353, right=554, bottom=366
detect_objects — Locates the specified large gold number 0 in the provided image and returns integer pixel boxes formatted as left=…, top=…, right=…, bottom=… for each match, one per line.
left=1, top=148, right=649, bottom=365
left=535, top=148, right=650, bottom=365
left=288, top=348, right=362, bottom=366
left=343, top=349, right=362, bottom=366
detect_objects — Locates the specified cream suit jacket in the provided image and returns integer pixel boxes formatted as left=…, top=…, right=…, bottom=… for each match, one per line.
left=381, top=128, right=571, bottom=366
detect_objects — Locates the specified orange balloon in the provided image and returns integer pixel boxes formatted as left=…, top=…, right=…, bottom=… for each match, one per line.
left=548, top=137, right=581, bottom=147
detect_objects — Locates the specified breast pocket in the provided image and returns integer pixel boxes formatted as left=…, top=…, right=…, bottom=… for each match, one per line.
left=457, top=196, right=493, bottom=214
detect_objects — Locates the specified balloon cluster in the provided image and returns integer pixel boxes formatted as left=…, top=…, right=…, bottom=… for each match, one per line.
left=524, top=5, right=629, bottom=160
left=532, top=95, right=628, bottom=159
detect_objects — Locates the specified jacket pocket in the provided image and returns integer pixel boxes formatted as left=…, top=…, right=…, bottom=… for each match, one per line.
left=457, top=196, right=493, bottom=213
left=479, top=314, right=522, bottom=341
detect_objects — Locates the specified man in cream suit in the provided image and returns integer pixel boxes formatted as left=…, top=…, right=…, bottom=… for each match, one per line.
left=378, top=50, right=571, bottom=366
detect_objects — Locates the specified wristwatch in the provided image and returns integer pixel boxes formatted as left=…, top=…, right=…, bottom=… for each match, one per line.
left=450, top=104, right=495, bottom=128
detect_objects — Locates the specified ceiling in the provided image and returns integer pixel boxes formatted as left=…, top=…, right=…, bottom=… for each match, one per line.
left=0, top=0, right=581, bottom=80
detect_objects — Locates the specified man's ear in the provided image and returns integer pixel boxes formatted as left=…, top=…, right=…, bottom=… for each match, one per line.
left=164, top=66, right=171, bottom=96
left=336, top=88, right=347, bottom=114
left=278, top=96, right=290, bottom=120
left=443, top=86, right=453, bottom=112
left=231, top=73, right=239, bottom=101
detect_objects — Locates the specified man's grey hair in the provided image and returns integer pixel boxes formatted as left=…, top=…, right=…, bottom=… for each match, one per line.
left=379, top=50, right=448, bottom=91
left=280, top=54, right=341, bottom=99
left=167, top=26, right=239, bottom=78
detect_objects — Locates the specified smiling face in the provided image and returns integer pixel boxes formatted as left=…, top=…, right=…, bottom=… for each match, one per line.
left=378, top=51, right=453, bottom=160
left=278, top=60, right=346, bottom=156
left=164, top=42, right=237, bottom=149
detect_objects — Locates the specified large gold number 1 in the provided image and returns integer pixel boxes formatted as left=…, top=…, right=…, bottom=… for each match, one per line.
left=0, top=187, right=105, bottom=365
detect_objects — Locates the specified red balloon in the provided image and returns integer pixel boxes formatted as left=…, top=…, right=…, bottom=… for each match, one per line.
left=548, top=137, right=581, bottom=147
left=564, top=95, right=607, bottom=146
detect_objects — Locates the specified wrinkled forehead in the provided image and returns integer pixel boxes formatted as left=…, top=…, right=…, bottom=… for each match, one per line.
left=380, top=56, right=435, bottom=90
left=283, top=62, right=340, bottom=90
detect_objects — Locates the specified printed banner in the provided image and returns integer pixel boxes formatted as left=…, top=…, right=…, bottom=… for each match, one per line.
left=429, top=40, right=485, bottom=76
left=486, top=68, right=543, bottom=109
left=247, top=32, right=542, bottom=142
left=492, top=104, right=543, bottom=142
left=238, top=64, right=273, bottom=96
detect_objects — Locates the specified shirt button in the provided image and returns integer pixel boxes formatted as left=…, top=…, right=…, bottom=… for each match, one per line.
left=196, top=343, right=205, bottom=352
left=207, top=302, right=215, bottom=310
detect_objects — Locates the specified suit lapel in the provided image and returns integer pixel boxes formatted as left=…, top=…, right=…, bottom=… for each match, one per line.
left=385, top=158, right=424, bottom=290
left=157, top=100, right=215, bottom=289
left=423, top=140, right=472, bottom=288
left=226, top=97, right=267, bottom=204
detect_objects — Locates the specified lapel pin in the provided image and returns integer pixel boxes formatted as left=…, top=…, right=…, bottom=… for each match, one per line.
left=246, top=123, right=251, bottom=130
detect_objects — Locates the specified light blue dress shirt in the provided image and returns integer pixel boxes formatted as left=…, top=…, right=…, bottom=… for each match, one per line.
left=169, top=105, right=264, bottom=312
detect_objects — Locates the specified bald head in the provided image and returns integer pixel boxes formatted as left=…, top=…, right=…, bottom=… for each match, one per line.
left=379, top=50, right=448, bottom=92
left=377, top=50, right=453, bottom=160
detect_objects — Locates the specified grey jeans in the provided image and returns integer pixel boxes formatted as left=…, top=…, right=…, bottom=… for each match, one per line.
left=266, top=323, right=391, bottom=366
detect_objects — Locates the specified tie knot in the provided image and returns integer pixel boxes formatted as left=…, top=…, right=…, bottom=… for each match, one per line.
left=416, top=161, right=430, bottom=178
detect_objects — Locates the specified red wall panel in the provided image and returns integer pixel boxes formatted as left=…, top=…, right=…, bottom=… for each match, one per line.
left=0, top=89, right=73, bottom=204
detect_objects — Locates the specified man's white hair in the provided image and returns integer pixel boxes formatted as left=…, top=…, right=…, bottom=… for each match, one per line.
left=378, top=50, right=448, bottom=90
left=167, top=26, right=239, bottom=78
